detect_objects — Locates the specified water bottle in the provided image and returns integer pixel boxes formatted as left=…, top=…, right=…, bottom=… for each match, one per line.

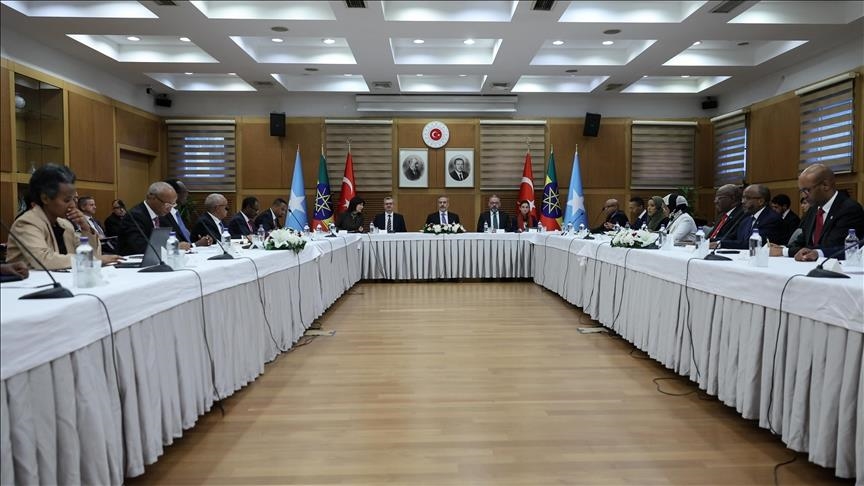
left=565, top=222, right=573, bottom=235
left=624, top=222, right=631, bottom=230
left=257, top=224, right=266, bottom=248
left=578, top=223, right=585, bottom=234
left=166, top=231, right=179, bottom=268
left=537, top=222, right=544, bottom=233
left=74, top=236, right=93, bottom=288
left=613, top=222, right=621, bottom=232
left=694, top=228, right=705, bottom=247
left=369, top=221, right=376, bottom=234
left=641, top=223, right=647, bottom=231
left=748, top=228, right=761, bottom=257
left=303, top=224, right=310, bottom=236
left=315, top=223, right=323, bottom=235
left=221, top=227, right=231, bottom=245
left=330, top=224, right=338, bottom=236
left=845, top=229, right=861, bottom=267
left=483, top=221, right=489, bottom=233
left=658, top=224, right=667, bottom=247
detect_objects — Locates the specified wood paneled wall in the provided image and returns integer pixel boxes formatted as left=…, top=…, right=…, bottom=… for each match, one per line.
left=1, top=65, right=10, bottom=174
left=116, top=108, right=159, bottom=153
left=68, top=91, right=114, bottom=183
left=748, top=95, right=801, bottom=184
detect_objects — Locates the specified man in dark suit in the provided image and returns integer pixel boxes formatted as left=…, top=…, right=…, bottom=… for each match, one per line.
left=770, top=193, right=800, bottom=244
left=118, top=181, right=177, bottom=255
left=228, top=196, right=259, bottom=238
left=772, top=164, right=864, bottom=261
left=719, top=184, right=784, bottom=249
left=191, top=193, right=230, bottom=242
left=591, top=199, right=630, bottom=233
left=372, top=196, right=407, bottom=233
left=448, top=156, right=469, bottom=181
left=708, top=184, right=746, bottom=242
left=163, top=178, right=212, bottom=247
left=254, top=198, right=288, bottom=233
left=104, top=199, right=126, bottom=239
left=628, top=196, right=648, bottom=229
left=425, top=196, right=460, bottom=225
left=77, top=195, right=116, bottom=253
left=476, top=194, right=513, bottom=232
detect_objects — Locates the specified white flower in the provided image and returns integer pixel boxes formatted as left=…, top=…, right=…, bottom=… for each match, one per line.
left=433, top=224, right=441, bottom=233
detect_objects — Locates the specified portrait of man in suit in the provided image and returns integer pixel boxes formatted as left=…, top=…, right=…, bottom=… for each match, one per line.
left=445, top=150, right=474, bottom=188
left=403, top=154, right=424, bottom=181
left=448, top=156, right=469, bottom=181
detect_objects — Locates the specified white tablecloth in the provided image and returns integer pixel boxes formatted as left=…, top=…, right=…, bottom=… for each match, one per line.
left=532, top=235, right=863, bottom=479
left=0, top=236, right=362, bottom=484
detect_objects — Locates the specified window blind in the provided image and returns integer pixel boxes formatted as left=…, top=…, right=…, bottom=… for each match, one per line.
left=631, top=123, right=695, bottom=189
left=166, top=120, right=236, bottom=192
left=324, top=120, right=393, bottom=192
left=799, top=79, right=855, bottom=173
left=712, top=114, right=747, bottom=187
left=479, top=122, right=546, bottom=191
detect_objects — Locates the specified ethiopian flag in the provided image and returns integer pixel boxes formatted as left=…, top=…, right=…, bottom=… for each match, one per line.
left=540, top=149, right=563, bottom=231
left=312, top=151, right=334, bottom=230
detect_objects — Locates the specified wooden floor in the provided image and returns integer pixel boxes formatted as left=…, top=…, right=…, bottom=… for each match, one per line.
left=129, top=282, right=852, bottom=485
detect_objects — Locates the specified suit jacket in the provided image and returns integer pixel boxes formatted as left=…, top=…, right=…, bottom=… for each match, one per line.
left=632, top=211, right=649, bottom=230
left=104, top=213, right=124, bottom=239
left=720, top=207, right=784, bottom=249
left=591, top=210, right=629, bottom=233
left=163, top=210, right=191, bottom=243
left=425, top=211, right=460, bottom=226
left=118, top=202, right=165, bottom=256
left=710, top=205, right=746, bottom=241
left=6, top=205, right=101, bottom=269
left=253, top=209, right=280, bottom=233
left=476, top=210, right=513, bottom=232
left=191, top=213, right=224, bottom=242
left=778, top=210, right=801, bottom=244
left=449, top=170, right=468, bottom=181
left=372, top=212, right=407, bottom=233
left=227, top=212, right=255, bottom=238
left=788, top=191, right=864, bottom=257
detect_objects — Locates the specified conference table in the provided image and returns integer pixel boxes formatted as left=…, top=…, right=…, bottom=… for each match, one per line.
left=1, top=232, right=861, bottom=483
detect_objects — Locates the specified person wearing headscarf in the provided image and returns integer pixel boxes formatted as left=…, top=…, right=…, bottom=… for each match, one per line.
left=663, top=193, right=697, bottom=243
left=646, top=196, right=668, bottom=231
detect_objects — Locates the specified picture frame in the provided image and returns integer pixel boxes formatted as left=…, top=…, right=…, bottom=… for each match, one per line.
left=445, top=149, right=474, bottom=188
left=398, top=149, right=428, bottom=188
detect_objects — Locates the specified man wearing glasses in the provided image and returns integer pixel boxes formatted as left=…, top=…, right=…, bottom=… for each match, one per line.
left=707, top=184, right=745, bottom=242
left=118, top=181, right=180, bottom=255
left=770, top=164, right=864, bottom=260
left=191, top=193, right=231, bottom=243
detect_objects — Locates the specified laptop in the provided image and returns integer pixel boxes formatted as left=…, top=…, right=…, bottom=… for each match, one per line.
left=116, top=228, right=171, bottom=268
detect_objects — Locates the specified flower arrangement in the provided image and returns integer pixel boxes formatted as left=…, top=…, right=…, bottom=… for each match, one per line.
left=610, top=228, right=660, bottom=249
left=422, top=223, right=466, bottom=234
left=264, top=228, right=307, bottom=252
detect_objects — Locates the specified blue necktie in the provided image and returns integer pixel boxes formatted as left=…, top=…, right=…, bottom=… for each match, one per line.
left=174, top=212, right=191, bottom=241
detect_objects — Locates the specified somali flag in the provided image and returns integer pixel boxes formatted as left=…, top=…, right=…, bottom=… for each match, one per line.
left=286, top=147, right=308, bottom=231
left=563, top=146, right=588, bottom=229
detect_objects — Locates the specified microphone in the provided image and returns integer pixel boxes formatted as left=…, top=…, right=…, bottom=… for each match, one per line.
left=704, top=241, right=731, bottom=261
left=124, top=211, right=173, bottom=272
left=202, top=223, right=233, bottom=260
left=806, top=240, right=862, bottom=279
left=285, top=208, right=306, bottom=232
left=0, top=219, right=74, bottom=299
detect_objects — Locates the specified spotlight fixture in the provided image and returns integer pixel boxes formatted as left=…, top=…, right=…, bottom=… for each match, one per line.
left=413, top=39, right=425, bottom=44
left=344, top=73, right=352, bottom=77
left=323, top=38, right=336, bottom=45
left=184, top=72, right=193, bottom=75
left=228, top=72, right=236, bottom=76
left=602, top=40, right=614, bottom=46
left=464, top=39, right=475, bottom=45
left=416, top=74, right=423, bottom=77
left=459, top=74, right=468, bottom=77
left=680, top=75, right=690, bottom=78
left=126, top=36, right=140, bottom=41
left=179, top=37, right=191, bottom=42
left=271, top=38, right=284, bottom=43
left=692, top=41, right=702, bottom=46
left=552, top=40, right=564, bottom=46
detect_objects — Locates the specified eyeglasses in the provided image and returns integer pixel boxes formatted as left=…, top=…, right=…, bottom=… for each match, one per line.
left=799, top=180, right=825, bottom=194
left=152, top=193, right=177, bottom=208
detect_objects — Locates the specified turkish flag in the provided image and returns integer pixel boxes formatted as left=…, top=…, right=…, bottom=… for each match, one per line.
left=336, top=151, right=356, bottom=216
left=517, top=151, right=537, bottom=220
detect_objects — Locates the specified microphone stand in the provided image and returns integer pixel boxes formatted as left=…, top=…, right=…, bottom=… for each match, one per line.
left=806, top=241, right=860, bottom=279
left=1, top=219, right=74, bottom=299
left=125, top=211, right=173, bottom=272
left=704, top=241, right=731, bottom=261
left=286, top=208, right=307, bottom=232
left=204, top=224, right=234, bottom=260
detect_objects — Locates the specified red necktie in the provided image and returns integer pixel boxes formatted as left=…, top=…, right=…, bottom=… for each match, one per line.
left=812, top=207, right=825, bottom=246
left=153, top=216, right=160, bottom=228
left=709, top=213, right=728, bottom=239
left=248, top=220, right=254, bottom=232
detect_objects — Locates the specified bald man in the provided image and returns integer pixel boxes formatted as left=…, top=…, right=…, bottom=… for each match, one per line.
left=771, top=164, right=864, bottom=261
left=118, top=181, right=178, bottom=255
left=592, top=198, right=630, bottom=233
left=191, top=193, right=230, bottom=242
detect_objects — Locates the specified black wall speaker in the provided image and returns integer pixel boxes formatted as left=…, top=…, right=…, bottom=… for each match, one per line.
left=702, top=98, right=718, bottom=110
left=154, top=96, right=172, bottom=108
left=583, top=112, right=601, bottom=137
left=270, top=112, right=286, bottom=137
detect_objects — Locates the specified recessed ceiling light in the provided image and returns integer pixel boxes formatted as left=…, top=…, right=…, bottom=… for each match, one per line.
left=464, top=39, right=475, bottom=45
left=228, top=72, right=236, bottom=76
left=413, top=39, right=425, bottom=44
left=184, top=72, right=193, bottom=75
left=416, top=74, right=423, bottom=77
left=459, top=74, right=468, bottom=77
left=179, top=37, right=191, bottom=42
left=738, top=41, right=750, bottom=46
left=603, top=29, right=621, bottom=35
left=642, top=75, right=648, bottom=78
left=344, top=73, right=352, bottom=77
left=271, top=26, right=289, bottom=33
left=271, top=38, right=284, bottom=43
left=602, top=41, right=614, bottom=46
left=692, top=41, right=702, bottom=46
left=552, top=40, right=564, bottom=46
left=126, top=36, right=140, bottom=42
left=323, top=38, right=336, bottom=45
left=680, top=75, right=690, bottom=78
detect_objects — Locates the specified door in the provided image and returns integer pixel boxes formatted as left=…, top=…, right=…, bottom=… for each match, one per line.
left=118, top=149, right=152, bottom=207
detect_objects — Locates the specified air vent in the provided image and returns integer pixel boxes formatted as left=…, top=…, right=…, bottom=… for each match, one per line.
left=604, top=83, right=625, bottom=92
left=152, top=0, right=177, bottom=5
left=491, top=82, right=510, bottom=88
left=710, top=0, right=745, bottom=13
left=372, top=81, right=393, bottom=89
left=254, top=81, right=275, bottom=87
left=345, top=0, right=366, bottom=7
left=532, top=0, right=555, bottom=11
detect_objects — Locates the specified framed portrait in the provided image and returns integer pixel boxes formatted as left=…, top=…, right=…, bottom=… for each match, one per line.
left=445, top=149, right=474, bottom=188
left=399, top=149, right=428, bottom=188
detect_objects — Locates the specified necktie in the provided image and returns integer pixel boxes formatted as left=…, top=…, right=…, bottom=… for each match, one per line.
left=812, top=207, right=825, bottom=245
left=492, top=211, right=498, bottom=229
left=90, top=217, right=105, bottom=237
left=441, top=212, right=447, bottom=224
left=247, top=220, right=254, bottom=233
left=386, top=214, right=393, bottom=232
left=709, top=213, right=728, bottom=239
left=174, top=212, right=191, bottom=241
left=152, top=216, right=160, bottom=228
left=219, top=221, right=226, bottom=236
